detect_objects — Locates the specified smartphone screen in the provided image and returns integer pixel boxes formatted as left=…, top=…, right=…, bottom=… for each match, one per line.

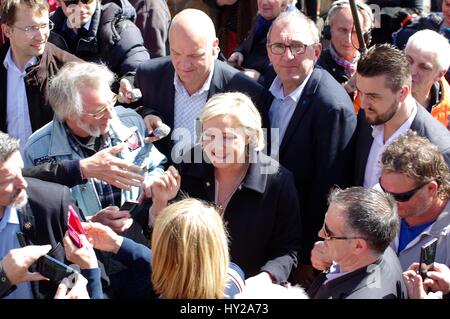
left=419, top=238, right=438, bottom=280
left=119, top=200, right=139, bottom=212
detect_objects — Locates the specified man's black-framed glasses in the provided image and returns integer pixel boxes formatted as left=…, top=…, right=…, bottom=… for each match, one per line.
left=322, top=221, right=366, bottom=241
left=268, top=42, right=309, bottom=55
left=379, top=178, right=428, bottom=202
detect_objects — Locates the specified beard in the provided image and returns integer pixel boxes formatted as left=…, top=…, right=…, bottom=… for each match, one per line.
left=365, top=98, right=399, bottom=126
left=76, top=119, right=102, bottom=137
left=10, top=189, right=28, bottom=209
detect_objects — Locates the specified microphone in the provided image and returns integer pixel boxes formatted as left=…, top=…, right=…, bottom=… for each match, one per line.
left=150, top=123, right=171, bottom=139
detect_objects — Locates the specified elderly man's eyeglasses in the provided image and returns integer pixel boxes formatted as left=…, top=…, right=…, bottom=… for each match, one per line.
left=379, top=178, right=428, bottom=202
left=82, top=94, right=117, bottom=119
left=322, top=221, right=366, bottom=241
left=63, top=0, right=95, bottom=6
left=268, top=42, right=310, bottom=55
left=12, top=21, right=54, bottom=36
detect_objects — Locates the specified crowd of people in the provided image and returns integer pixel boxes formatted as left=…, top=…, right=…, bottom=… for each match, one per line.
left=1, top=0, right=450, bottom=300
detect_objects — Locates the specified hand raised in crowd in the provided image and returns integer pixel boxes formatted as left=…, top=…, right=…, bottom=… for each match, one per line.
left=311, top=241, right=333, bottom=271
left=54, top=274, right=90, bottom=299
left=89, top=206, right=133, bottom=234
left=228, top=51, right=244, bottom=66
left=1, top=245, right=51, bottom=285
left=80, top=144, right=144, bottom=190
left=83, top=222, right=124, bottom=254
left=145, top=166, right=181, bottom=219
left=143, top=115, right=164, bottom=143
left=403, top=262, right=450, bottom=299
left=117, top=78, right=138, bottom=104
left=243, top=68, right=261, bottom=81
left=63, top=232, right=98, bottom=270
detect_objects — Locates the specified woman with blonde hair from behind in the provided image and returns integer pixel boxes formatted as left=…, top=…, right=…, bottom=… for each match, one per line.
left=151, top=198, right=243, bottom=299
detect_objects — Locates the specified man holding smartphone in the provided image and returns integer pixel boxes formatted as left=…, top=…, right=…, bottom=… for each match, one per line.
left=0, top=131, right=86, bottom=298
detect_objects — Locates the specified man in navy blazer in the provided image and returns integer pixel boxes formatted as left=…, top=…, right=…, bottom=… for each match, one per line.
left=119, top=8, right=268, bottom=163
left=264, top=11, right=357, bottom=286
left=354, top=44, right=450, bottom=188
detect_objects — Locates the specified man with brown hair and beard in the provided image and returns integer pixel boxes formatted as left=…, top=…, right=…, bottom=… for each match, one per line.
left=353, top=44, right=450, bottom=188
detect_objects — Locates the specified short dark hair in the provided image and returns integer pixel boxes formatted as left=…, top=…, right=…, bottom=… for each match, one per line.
left=0, top=131, right=20, bottom=162
left=381, top=130, right=450, bottom=200
left=357, top=44, right=411, bottom=92
left=329, top=187, right=399, bottom=254
left=0, top=0, right=49, bottom=25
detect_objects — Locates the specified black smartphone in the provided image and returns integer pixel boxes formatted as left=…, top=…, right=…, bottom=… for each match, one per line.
left=37, top=255, right=78, bottom=284
left=119, top=200, right=139, bottom=212
left=419, top=238, right=438, bottom=280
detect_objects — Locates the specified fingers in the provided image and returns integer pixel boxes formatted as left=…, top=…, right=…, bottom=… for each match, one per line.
left=54, top=278, right=70, bottom=299
left=117, top=79, right=134, bottom=104
left=407, top=262, right=420, bottom=272
left=144, top=115, right=162, bottom=137
left=23, top=271, right=49, bottom=282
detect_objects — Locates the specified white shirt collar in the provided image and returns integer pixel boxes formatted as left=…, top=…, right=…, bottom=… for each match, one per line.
left=173, top=62, right=215, bottom=97
left=3, top=47, right=38, bottom=73
left=269, top=70, right=313, bottom=103
left=3, top=206, right=20, bottom=225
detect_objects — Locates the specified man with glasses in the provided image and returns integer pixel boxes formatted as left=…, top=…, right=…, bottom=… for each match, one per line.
left=263, top=10, right=356, bottom=287
left=22, top=61, right=166, bottom=298
left=353, top=44, right=450, bottom=189
left=48, top=0, right=149, bottom=81
left=0, top=0, right=80, bottom=153
left=379, top=130, right=450, bottom=271
left=307, top=187, right=406, bottom=299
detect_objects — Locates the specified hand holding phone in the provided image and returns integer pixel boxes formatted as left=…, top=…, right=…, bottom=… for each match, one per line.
left=37, top=255, right=78, bottom=284
left=68, top=205, right=90, bottom=248
left=119, top=200, right=139, bottom=213
left=419, top=238, right=438, bottom=280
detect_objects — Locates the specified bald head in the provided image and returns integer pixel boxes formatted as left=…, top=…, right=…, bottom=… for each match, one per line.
left=169, top=9, right=217, bottom=46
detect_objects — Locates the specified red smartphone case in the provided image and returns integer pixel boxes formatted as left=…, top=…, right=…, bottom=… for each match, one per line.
left=67, top=205, right=90, bottom=248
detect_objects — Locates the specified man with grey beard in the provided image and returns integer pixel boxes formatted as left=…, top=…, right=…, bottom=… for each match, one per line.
left=23, top=61, right=166, bottom=221
left=22, top=61, right=166, bottom=298
left=0, top=131, right=84, bottom=299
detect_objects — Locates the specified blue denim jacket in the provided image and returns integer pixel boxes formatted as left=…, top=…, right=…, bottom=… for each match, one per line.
left=23, top=106, right=166, bottom=216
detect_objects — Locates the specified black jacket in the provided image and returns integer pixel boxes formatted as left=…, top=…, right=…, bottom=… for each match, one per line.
left=0, top=42, right=80, bottom=134
left=176, top=148, right=302, bottom=283
left=49, top=2, right=149, bottom=78
left=264, top=66, right=357, bottom=263
left=316, top=49, right=349, bottom=85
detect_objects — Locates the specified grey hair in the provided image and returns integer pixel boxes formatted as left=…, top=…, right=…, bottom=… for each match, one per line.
left=325, top=0, right=374, bottom=30
left=48, top=62, right=116, bottom=121
left=268, top=10, right=320, bottom=45
left=329, top=187, right=399, bottom=254
left=0, top=131, right=20, bottom=162
left=405, top=29, right=450, bottom=71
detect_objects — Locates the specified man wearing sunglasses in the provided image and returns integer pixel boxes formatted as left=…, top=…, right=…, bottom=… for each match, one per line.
left=379, top=130, right=450, bottom=271
left=263, top=11, right=357, bottom=288
left=0, top=0, right=80, bottom=154
left=307, top=187, right=406, bottom=299
left=48, top=0, right=149, bottom=81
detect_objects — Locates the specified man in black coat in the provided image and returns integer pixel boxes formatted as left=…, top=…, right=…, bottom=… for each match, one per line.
left=264, top=11, right=356, bottom=286
left=353, top=44, right=450, bottom=188
left=119, top=8, right=268, bottom=164
left=0, top=131, right=83, bottom=299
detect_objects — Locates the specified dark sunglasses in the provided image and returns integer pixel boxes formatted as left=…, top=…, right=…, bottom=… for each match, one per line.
left=379, top=178, right=428, bottom=202
left=322, top=221, right=366, bottom=241
left=63, top=0, right=95, bottom=6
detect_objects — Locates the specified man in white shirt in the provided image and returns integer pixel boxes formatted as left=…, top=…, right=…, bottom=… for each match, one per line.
left=353, top=44, right=450, bottom=188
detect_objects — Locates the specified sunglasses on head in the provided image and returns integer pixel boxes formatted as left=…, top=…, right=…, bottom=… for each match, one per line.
left=63, top=0, right=95, bottom=6
left=379, top=178, right=428, bottom=202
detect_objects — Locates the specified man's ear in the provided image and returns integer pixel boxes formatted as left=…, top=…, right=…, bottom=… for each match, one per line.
left=398, top=84, right=410, bottom=102
left=212, top=37, right=220, bottom=58
left=434, top=69, right=448, bottom=82
left=1, top=24, right=12, bottom=39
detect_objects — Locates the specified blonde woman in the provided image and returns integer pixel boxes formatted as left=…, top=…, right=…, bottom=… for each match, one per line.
left=147, top=92, right=302, bottom=287
left=83, top=198, right=245, bottom=299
